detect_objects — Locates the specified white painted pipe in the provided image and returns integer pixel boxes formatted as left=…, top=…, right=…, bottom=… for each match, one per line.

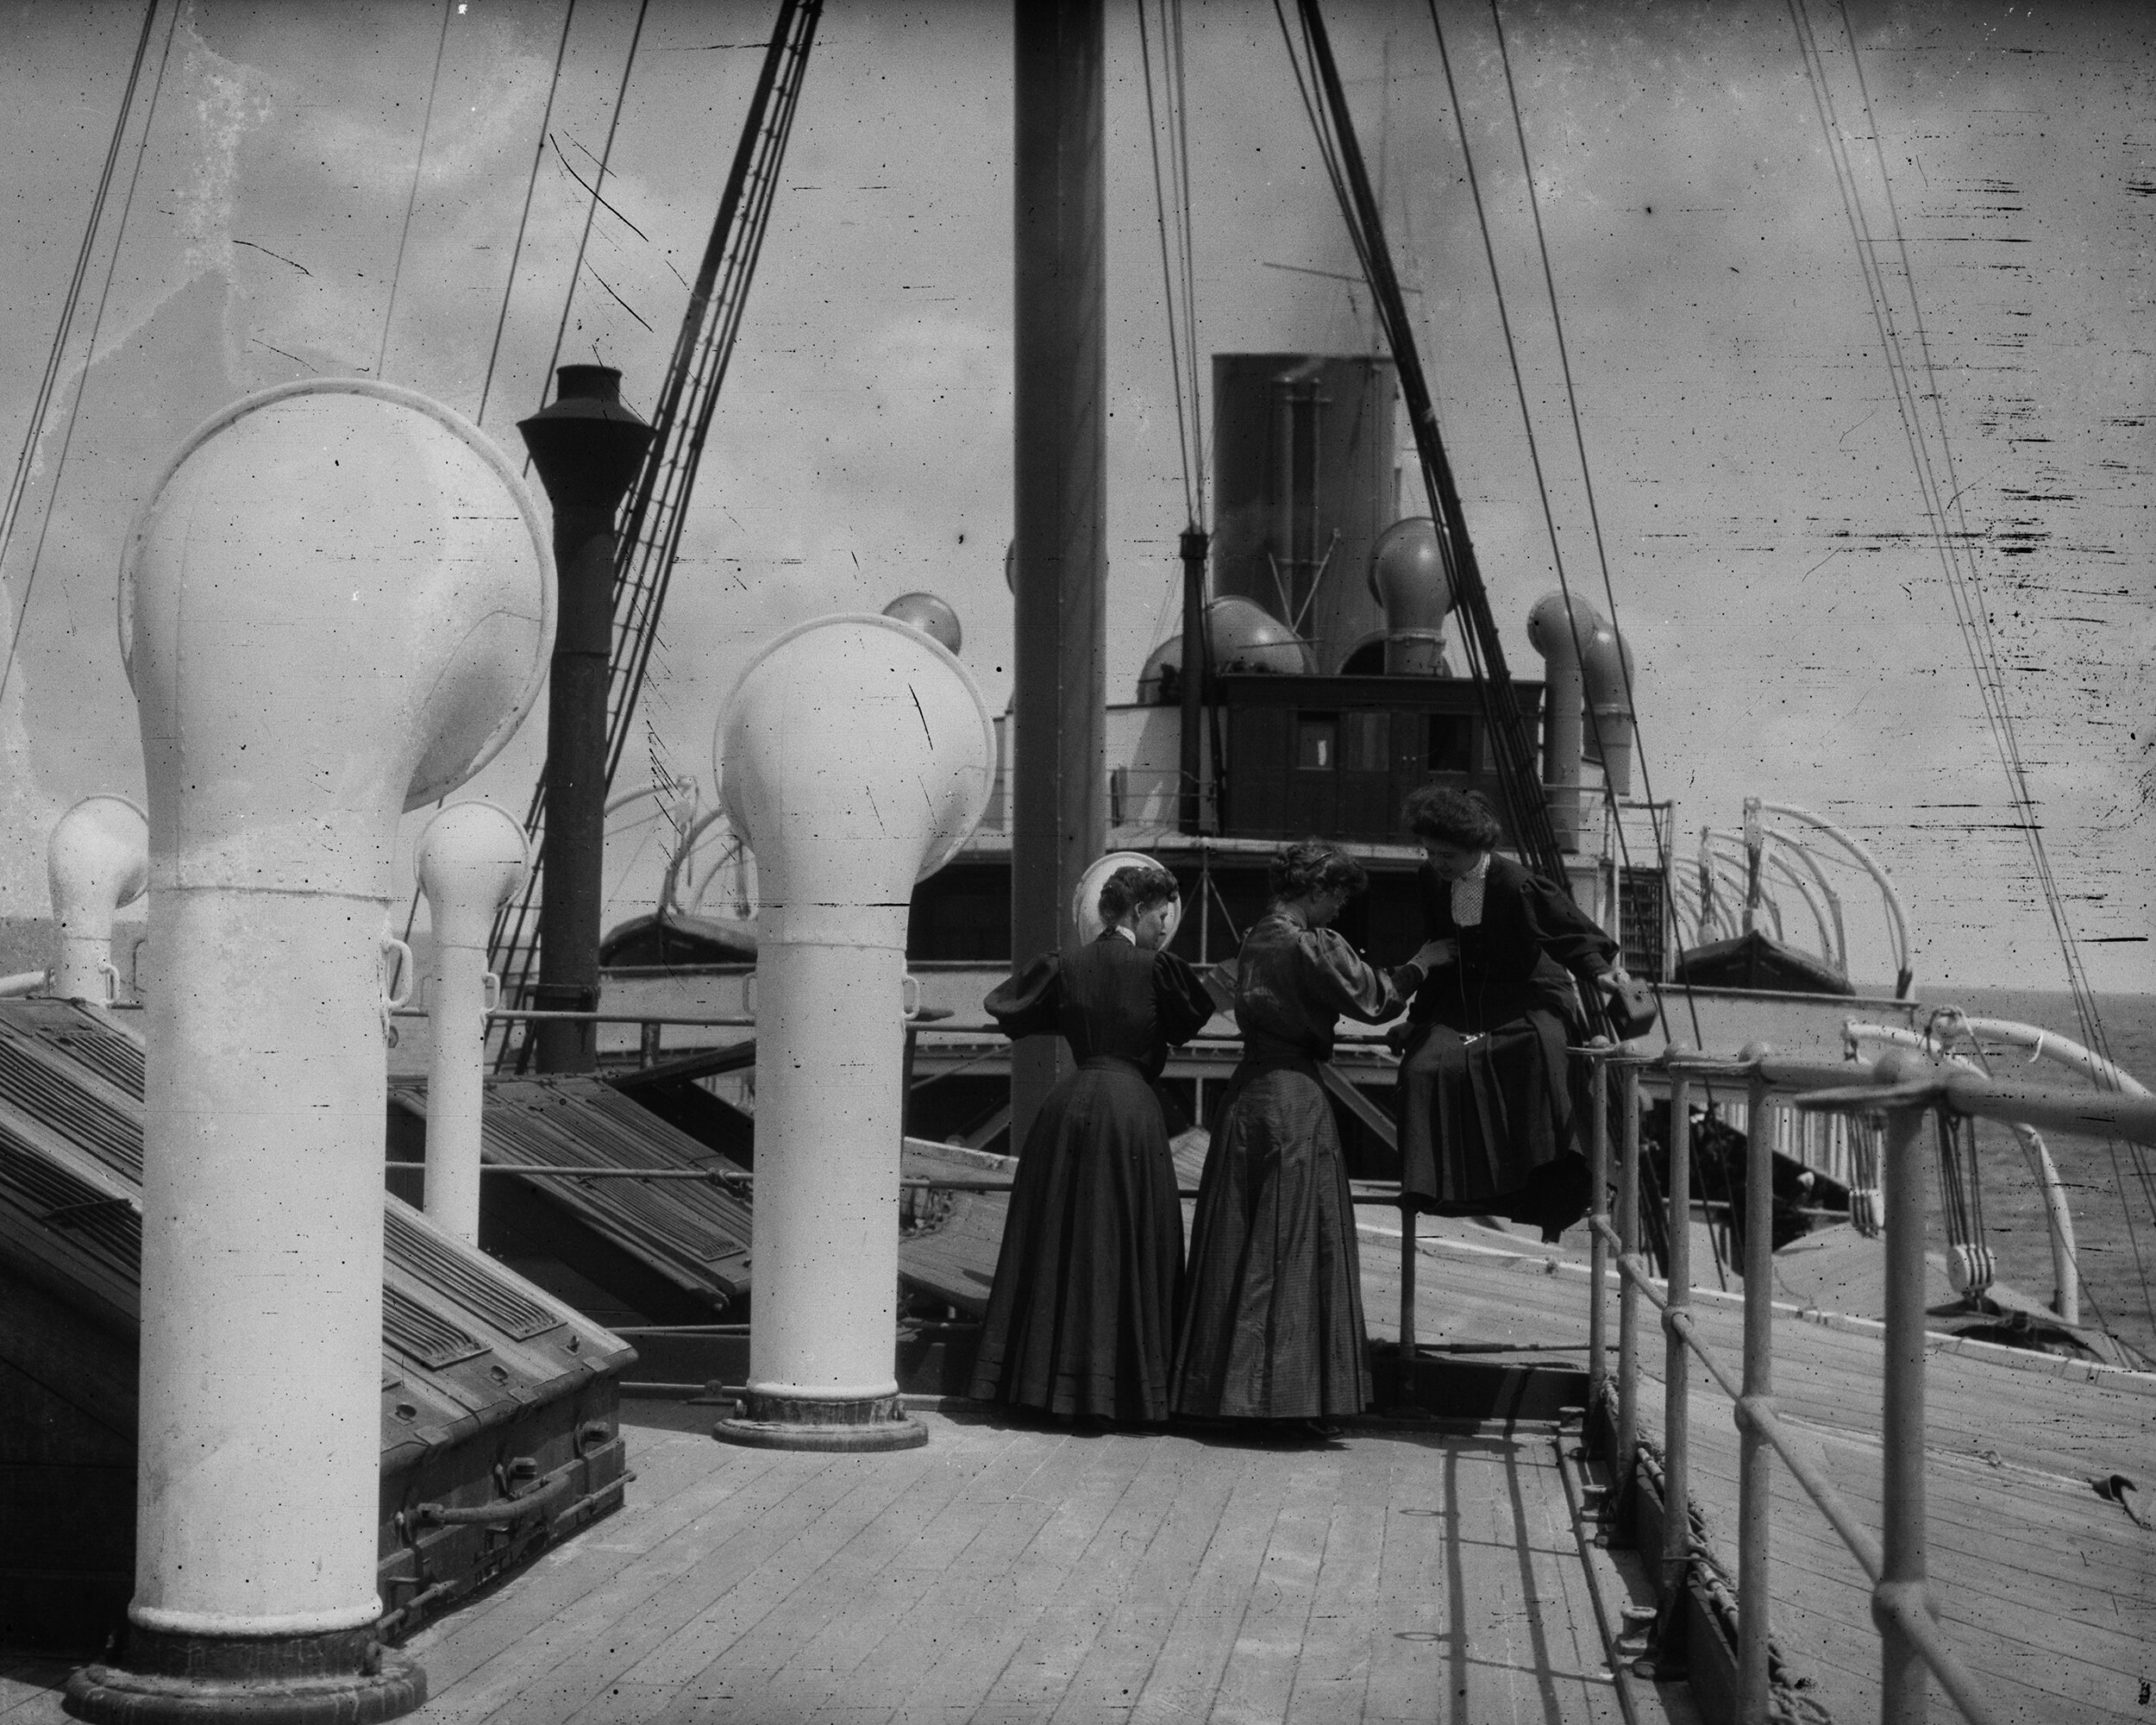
left=81, top=380, right=550, bottom=1717
left=713, top=614, right=992, bottom=1446
left=1578, top=615, right=1635, bottom=797
left=1527, top=591, right=1598, bottom=850
left=47, top=794, right=149, bottom=1004
left=416, top=801, right=530, bottom=1245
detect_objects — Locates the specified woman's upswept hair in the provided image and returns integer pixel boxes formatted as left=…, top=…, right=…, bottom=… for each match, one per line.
left=1268, top=840, right=1368, bottom=903
left=1403, top=785, right=1502, bottom=850
left=1098, top=862, right=1179, bottom=923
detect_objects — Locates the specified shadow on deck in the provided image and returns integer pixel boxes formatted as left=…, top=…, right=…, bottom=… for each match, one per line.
left=387, top=1399, right=1630, bottom=1725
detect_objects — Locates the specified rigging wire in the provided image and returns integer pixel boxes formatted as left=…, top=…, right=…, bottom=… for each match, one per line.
left=0, top=0, right=177, bottom=713
left=1460, top=0, right=1728, bottom=1262
left=1168, top=0, right=1207, bottom=526
left=1790, top=0, right=2155, bottom=1331
left=531, top=0, right=651, bottom=437
left=476, top=0, right=580, bottom=426
left=375, top=0, right=458, bottom=382
left=1137, top=0, right=1196, bottom=530
left=395, top=0, right=586, bottom=974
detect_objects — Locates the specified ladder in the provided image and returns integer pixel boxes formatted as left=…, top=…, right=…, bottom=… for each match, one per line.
left=489, top=0, right=823, bottom=1069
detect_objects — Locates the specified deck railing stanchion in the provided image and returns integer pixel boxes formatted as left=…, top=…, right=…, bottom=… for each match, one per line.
left=1737, top=1051, right=1775, bottom=1723
left=1399, top=1200, right=1419, bottom=1408
left=1878, top=1097, right=1934, bottom=1722
left=1613, top=1058, right=1642, bottom=1541
left=1654, top=1066, right=1694, bottom=1666
left=1586, top=1053, right=1609, bottom=1432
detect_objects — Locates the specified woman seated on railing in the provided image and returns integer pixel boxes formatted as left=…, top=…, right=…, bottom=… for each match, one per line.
left=1170, top=841, right=1445, bottom=1439
left=1392, top=787, right=1631, bottom=1243
left=968, top=862, right=1216, bottom=1426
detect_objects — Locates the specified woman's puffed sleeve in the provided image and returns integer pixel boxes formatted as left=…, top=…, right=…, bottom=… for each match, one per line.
left=1150, top=950, right=1218, bottom=1046
left=1520, top=872, right=1620, bottom=978
left=1302, top=928, right=1416, bottom=1025
left=984, top=952, right=1062, bottom=1039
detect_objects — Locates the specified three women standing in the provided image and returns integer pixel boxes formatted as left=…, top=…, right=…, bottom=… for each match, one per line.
left=968, top=863, right=1216, bottom=1424
left=1169, top=843, right=1443, bottom=1434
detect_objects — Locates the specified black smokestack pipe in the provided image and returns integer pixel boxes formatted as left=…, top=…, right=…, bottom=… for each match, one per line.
left=1010, top=0, right=1107, bottom=1147
left=1177, top=524, right=1209, bottom=834
left=518, top=365, right=655, bottom=1073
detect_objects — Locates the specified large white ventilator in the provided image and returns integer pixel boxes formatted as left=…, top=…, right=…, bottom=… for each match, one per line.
left=416, top=801, right=530, bottom=1245
left=712, top=614, right=993, bottom=1451
left=67, top=380, right=551, bottom=1725
left=47, top=794, right=148, bottom=1004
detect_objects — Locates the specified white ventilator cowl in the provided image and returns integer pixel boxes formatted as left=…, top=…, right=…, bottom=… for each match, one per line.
left=121, top=380, right=551, bottom=1638
left=717, top=614, right=993, bottom=1415
left=416, top=800, right=530, bottom=1245
left=47, top=794, right=147, bottom=1003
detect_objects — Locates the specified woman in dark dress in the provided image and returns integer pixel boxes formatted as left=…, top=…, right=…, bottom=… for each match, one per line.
left=1169, top=843, right=1444, bottom=1436
left=968, top=862, right=1217, bottom=1424
left=1392, top=787, right=1631, bottom=1241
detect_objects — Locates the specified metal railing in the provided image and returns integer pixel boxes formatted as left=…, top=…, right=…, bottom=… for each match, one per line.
left=1584, top=1041, right=2156, bottom=1724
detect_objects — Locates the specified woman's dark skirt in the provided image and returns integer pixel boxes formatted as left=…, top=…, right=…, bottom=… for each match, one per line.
left=1169, top=1059, right=1371, bottom=1421
left=1395, top=1008, right=1590, bottom=1238
left=967, top=1057, right=1184, bottom=1422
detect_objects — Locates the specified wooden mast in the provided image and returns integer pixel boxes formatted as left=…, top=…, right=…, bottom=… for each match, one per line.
left=1010, top=0, right=1108, bottom=1147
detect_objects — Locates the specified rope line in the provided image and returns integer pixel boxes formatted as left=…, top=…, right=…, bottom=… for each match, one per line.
left=375, top=0, right=458, bottom=382
left=530, top=0, right=650, bottom=443
left=0, top=0, right=177, bottom=716
left=0, top=0, right=167, bottom=712
left=1790, top=0, right=2153, bottom=1330
left=1467, top=1, right=1726, bottom=1247
left=1136, top=2, right=1195, bottom=528
left=477, top=0, right=580, bottom=427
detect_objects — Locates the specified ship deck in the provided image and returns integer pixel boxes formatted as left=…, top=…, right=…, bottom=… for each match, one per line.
left=1359, top=1214, right=2156, bottom=1725
left=2, top=1214, right=2148, bottom=1723
left=0, top=1401, right=1635, bottom=1725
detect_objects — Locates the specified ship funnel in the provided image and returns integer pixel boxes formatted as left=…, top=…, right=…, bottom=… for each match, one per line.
left=417, top=801, right=531, bottom=1245
left=712, top=613, right=993, bottom=1452
left=1527, top=591, right=1603, bottom=851
left=69, top=380, right=552, bottom=1725
left=1367, top=518, right=1454, bottom=674
left=47, top=794, right=147, bottom=1005
left=1579, top=617, right=1637, bottom=797
left=882, top=591, right=964, bottom=654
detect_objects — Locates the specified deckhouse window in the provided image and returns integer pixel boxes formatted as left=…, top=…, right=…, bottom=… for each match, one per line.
left=1295, top=713, right=1338, bottom=770
left=1426, top=713, right=1472, bottom=774
left=1342, top=711, right=1387, bottom=773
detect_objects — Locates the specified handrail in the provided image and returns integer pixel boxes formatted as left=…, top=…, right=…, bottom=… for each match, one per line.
left=1582, top=1041, right=2156, bottom=1723
left=1846, top=1021, right=2080, bottom=1326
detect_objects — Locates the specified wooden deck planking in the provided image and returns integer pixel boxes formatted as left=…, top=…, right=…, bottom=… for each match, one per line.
left=1625, top=1324, right=2153, bottom=1722
left=441, top=1450, right=924, bottom=1724
left=874, top=1432, right=1171, bottom=1725
left=785, top=1430, right=1131, bottom=1722
left=1044, top=1446, right=1252, bottom=1725
left=1355, top=1441, right=1458, bottom=1724
left=1452, top=1440, right=1623, bottom=1725
left=592, top=1421, right=1062, bottom=1725
left=776, top=1428, right=1127, bottom=1722
left=1206, top=1452, right=1344, bottom=1724
left=554, top=1430, right=1018, bottom=1725
left=940, top=1435, right=1191, bottom=1724
left=1280, top=1440, right=1391, bottom=1724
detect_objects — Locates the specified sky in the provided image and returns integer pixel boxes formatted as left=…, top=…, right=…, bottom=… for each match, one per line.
left=0, top=0, right=2148, bottom=997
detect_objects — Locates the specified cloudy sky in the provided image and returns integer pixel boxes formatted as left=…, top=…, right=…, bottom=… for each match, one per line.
left=0, top=0, right=2148, bottom=995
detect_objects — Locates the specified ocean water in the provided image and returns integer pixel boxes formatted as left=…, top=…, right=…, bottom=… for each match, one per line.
left=1928, top=986, right=2156, bottom=1364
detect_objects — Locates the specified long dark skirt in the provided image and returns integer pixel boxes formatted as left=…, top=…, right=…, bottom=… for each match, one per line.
left=967, top=1057, right=1184, bottom=1422
left=1395, top=1009, right=1589, bottom=1238
left=1169, top=1059, right=1371, bottom=1420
